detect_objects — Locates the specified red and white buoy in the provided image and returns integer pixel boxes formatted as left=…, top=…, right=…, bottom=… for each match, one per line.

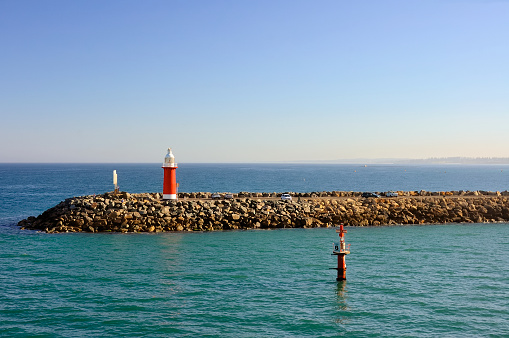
left=162, top=148, right=178, bottom=200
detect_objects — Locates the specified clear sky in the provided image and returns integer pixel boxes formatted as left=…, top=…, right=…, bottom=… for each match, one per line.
left=1, top=0, right=508, bottom=163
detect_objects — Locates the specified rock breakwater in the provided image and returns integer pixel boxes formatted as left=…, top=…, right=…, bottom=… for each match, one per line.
left=18, top=191, right=509, bottom=233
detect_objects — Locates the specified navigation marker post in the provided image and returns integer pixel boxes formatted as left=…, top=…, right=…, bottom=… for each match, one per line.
left=113, top=170, right=119, bottom=194
left=331, top=224, right=350, bottom=281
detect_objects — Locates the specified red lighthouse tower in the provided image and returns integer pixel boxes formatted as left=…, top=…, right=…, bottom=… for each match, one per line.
left=162, top=148, right=178, bottom=200
left=332, top=224, right=350, bottom=281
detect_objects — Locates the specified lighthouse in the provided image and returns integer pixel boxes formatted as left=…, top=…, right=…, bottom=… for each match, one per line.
left=332, top=224, right=350, bottom=281
left=162, top=148, right=178, bottom=200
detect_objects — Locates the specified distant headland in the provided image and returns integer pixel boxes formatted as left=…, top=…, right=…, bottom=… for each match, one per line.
left=293, top=157, right=509, bottom=165
left=395, top=157, right=509, bottom=165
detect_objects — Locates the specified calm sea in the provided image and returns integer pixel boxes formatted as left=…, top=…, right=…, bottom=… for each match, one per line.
left=1, top=163, right=508, bottom=336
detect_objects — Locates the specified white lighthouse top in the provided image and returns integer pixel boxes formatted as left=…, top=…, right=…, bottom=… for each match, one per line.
left=163, top=148, right=177, bottom=167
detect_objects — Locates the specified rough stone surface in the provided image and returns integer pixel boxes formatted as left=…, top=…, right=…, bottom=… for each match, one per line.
left=17, top=191, right=509, bottom=233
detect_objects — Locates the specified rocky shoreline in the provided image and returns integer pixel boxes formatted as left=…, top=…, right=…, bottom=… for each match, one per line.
left=18, top=190, right=509, bottom=233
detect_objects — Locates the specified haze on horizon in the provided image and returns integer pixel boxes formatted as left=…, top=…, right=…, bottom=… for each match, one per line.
left=1, top=0, right=508, bottom=163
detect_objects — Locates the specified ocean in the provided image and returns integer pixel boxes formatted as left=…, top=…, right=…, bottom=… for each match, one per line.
left=1, top=163, right=508, bottom=337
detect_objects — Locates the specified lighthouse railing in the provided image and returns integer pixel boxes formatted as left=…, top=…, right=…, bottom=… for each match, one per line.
left=333, top=242, right=351, bottom=254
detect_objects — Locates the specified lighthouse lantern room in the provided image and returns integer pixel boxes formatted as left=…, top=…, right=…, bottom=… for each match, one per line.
left=162, top=148, right=178, bottom=200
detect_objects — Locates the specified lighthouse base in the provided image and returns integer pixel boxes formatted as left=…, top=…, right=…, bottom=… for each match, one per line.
left=163, top=194, right=177, bottom=200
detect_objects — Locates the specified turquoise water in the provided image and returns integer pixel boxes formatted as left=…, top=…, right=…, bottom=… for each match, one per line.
left=1, top=164, right=509, bottom=336
left=1, top=224, right=508, bottom=337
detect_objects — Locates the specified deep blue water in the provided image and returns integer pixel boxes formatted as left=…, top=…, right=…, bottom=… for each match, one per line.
left=1, top=163, right=508, bottom=336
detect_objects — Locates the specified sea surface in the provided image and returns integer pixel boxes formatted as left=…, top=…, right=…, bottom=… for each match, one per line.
left=1, top=163, right=508, bottom=337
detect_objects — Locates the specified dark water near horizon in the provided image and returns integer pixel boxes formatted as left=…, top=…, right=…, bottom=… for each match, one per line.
left=1, top=164, right=508, bottom=336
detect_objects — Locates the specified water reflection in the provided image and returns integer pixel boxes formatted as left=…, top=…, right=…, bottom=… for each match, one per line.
left=335, top=280, right=351, bottom=324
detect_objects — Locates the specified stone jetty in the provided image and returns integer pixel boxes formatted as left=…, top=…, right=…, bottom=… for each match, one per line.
left=18, top=191, right=509, bottom=233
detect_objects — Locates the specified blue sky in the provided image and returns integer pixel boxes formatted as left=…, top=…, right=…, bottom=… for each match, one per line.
left=1, top=0, right=508, bottom=163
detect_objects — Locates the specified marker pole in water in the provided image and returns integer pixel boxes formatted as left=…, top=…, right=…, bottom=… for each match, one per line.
left=332, top=224, right=350, bottom=281
left=113, top=170, right=119, bottom=194
left=162, top=148, right=178, bottom=200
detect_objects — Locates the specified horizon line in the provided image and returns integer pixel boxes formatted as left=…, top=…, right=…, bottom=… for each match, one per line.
left=2, top=156, right=509, bottom=165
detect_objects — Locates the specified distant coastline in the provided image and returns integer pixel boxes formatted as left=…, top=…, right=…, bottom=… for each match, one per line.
left=395, top=157, right=509, bottom=165
left=290, top=157, right=509, bottom=165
